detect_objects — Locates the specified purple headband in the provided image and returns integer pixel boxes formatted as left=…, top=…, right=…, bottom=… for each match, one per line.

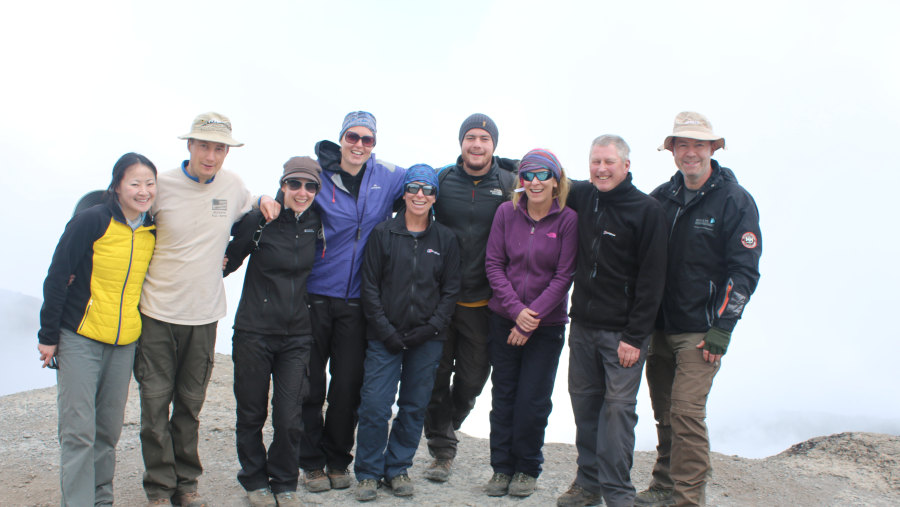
left=519, top=148, right=562, bottom=181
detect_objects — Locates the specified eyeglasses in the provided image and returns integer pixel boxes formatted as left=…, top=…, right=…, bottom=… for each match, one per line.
left=284, top=179, right=319, bottom=192
left=344, top=131, right=376, bottom=147
left=404, top=183, right=436, bottom=196
left=521, top=170, right=553, bottom=182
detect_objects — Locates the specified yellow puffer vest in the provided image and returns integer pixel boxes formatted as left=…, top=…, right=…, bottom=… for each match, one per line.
left=77, top=219, right=156, bottom=345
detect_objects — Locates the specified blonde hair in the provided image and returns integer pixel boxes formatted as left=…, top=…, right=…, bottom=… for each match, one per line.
left=512, top=165, right=569, bottom=210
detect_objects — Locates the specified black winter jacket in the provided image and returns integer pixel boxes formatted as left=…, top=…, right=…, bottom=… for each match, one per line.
left=360, top=211, right=461, bottom=343
left=224, top=205, right=322, bottom=336
left=433, top=156, right=517, bottom=303
left=651, top=161, right=762, bottom=334
left=567, top=176, right=668, bottom=347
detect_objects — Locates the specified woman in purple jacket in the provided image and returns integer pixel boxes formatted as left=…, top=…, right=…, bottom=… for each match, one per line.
left=482, top=148, right=578, bottom=498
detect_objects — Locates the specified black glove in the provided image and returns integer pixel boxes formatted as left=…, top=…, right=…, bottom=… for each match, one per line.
left=402, top=324, right=439, bottom=348
left=383, top=333, right=406, bottom=354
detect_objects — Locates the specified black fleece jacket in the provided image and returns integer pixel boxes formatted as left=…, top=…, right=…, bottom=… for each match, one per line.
left=567, top=175, right=668, bottom=347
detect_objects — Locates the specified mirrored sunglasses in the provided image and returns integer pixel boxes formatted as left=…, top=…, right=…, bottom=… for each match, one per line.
left=521, top=170, right=553, bottom=182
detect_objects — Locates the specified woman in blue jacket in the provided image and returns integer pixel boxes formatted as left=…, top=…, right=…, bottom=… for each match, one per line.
left=354, top=165, right=460, bottom=502
left=224, top=156, right=322, bottom=507
left=299, top=111, right=407, bottom=492
left=483, top=148, right=578, bottom=498
left=38, top=152, right=157, bottom=506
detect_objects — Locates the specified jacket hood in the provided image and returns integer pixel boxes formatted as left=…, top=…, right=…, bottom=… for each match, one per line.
left=315, top=140, right=344, bottom=173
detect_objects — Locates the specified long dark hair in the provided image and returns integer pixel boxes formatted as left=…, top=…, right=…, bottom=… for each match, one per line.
left=107, top=152, right=157, bottom=198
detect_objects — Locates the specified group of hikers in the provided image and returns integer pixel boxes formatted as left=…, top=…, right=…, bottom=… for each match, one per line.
left=37, top=109, right=761, bottom=507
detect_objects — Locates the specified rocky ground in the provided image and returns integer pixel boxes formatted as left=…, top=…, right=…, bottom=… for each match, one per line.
left=1, top=354, right=897, bottom=506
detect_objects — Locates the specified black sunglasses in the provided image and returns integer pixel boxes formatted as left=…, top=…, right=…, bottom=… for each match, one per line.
left=404, top=183, right=436, bottom=196
left=344, top=131, right=376, bottom=147
left=284, top=179, right=319, bottom=192
left=521, top=170, right=553, bottom=182
left=48, top=355, right=59, bottom=370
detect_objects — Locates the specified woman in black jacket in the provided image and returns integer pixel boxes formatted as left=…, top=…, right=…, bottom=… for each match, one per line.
left=353, top=164, right=460, bottom=502
left=223, top=156, right=323, bottom=507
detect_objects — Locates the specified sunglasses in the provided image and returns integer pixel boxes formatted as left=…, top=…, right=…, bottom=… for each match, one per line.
left=344, top=131, right=376, bottom=147
left=284, top=179, right=319, bottom=192
left=404, top=183, right=437, bottom=196
left=521, top=170, right=553, bottom=182
left=48, top=355, right=59, bottom=370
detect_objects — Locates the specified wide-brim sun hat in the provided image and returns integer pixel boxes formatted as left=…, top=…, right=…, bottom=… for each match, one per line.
left=659, top=111, right=725, bottom=152
left=178, top=112, right=244, bottom=147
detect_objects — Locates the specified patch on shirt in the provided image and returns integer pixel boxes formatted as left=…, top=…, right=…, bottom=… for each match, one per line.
left=602, top=230, right=616, bottom=237
left=693, top=217, right=716, bottom=231
left=303, top=228, right=316, bottom=234
left=426, top=248, right=441, bottom=256
left=546, top=232, right=557, bottom=239
left=490, top=188, right=503, bottom=196
left=741, top=232, right=758, bottom=249
left=370, top=184, right=382, bottom=191
left=211, top=199, right=227, bottom=217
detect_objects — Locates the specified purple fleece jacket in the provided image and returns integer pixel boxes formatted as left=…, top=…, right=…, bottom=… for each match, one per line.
left=485, top=199, right=578, bottom=337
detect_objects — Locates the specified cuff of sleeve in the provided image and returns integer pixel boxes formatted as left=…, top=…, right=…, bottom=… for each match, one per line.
left=621, top=332, right=646, bottom=349
left=714, top=318, right=738, bottom=332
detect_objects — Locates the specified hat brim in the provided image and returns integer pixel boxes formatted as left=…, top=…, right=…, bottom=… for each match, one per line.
left=178, top=132, right=244, bottom=147
left=659, top=133, right=725, bottom=152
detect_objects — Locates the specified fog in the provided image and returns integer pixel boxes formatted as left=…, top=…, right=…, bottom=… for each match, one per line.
left=2, top=1, right=899, bottom=458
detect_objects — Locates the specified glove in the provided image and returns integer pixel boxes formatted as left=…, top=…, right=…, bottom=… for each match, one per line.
left=383, top=333, right=406, bottom=354
left=402, top=324, right=439, bottom=348
left=703, top=327, right=731, bottom=356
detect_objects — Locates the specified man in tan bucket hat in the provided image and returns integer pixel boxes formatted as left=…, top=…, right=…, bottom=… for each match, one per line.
left=636, top=112, right=762, bottom=507
left=134, top=112, right=280, bottom=506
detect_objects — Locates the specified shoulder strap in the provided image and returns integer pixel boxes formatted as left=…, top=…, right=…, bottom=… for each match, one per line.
left=251, top=215, right=269, bottom=251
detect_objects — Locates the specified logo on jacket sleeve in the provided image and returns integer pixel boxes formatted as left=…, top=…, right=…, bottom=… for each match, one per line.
left=741, top=232, right=758, bottom=249
left=426, top=248, right=441, bottom=256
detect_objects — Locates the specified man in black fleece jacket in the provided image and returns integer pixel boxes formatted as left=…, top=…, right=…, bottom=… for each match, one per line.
left=558, top=135, right=667, bottom=507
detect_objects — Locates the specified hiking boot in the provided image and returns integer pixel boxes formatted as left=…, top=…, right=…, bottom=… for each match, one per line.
left=508, top=472, right=537, bottom=497
left=327, top=466, right=353, bottom=489
left=171, top=491, right=207, bottom=507
left=246, top=487, right=276, bottom=507
left=423, top=458, right=453, bottom=482
left=355, top=479, right=379, bottom=502
left=484, top=472, right=512, bottom=496
left=635, top=487, right=675, bottom=506
left=274, top=490, right=302, bottom=507
left=147, top=499, right=171, bottom=506
left=304, top=469, right=331, bottom=492
left=557, top=483, right=603, bottom=506
left=386, top=473, right=414, bottom=497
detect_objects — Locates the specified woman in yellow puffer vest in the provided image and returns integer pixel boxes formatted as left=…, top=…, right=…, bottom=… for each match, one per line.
left=38, top=152, right=158, bottom=507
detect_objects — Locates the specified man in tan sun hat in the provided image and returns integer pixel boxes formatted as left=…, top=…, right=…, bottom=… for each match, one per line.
left=636, top=112, right=762, bottom=507
left=134, top=112, right=280, bottom=507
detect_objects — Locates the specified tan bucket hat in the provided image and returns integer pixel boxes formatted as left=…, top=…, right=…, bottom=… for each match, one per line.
left=178, top=112, right=244, bottom=147
left=659, top=111, right=725, bottom=151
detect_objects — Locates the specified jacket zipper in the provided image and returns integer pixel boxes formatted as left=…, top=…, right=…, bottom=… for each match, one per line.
left=114, top=227, right=137, bottom=345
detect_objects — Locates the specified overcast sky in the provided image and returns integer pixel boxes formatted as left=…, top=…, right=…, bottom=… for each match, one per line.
left=2, top=1, right=898, bottom=458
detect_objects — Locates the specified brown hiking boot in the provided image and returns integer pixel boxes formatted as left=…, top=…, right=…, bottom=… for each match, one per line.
left=246, top=487, right=276, bottom=507
left=304, top=468, right=331, bottom=492
left=507, top=472, right=537, bottom=497
left=171, top=491, right=207, bottom=507
left=484, top=472, right=512, bottom=496
left=557, top=482, right=603, bottom=506
left=423, top=457, right=453, bottom=482
left=327, top=466, right=353, bottom=489
left=635, top=487, right=675, bottom=506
